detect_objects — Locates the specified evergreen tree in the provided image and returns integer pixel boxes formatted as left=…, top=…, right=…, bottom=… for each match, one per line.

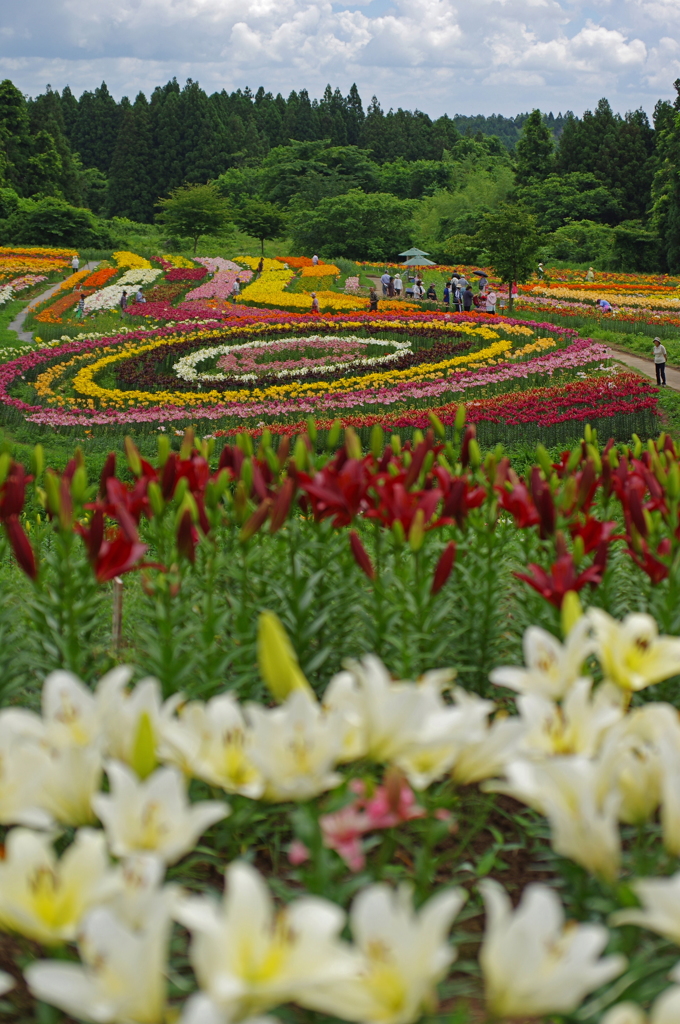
left=515, top=109, right=553, bottom=183
left=73, top=82, right=121, bottom=171
left=652, top=80, right=680, bottom=271
left=60, top=86, right=79, bottom=146
left=345, top=84, right=365, bottom=146
left=179, top=79, right=231, bottom=182
left=151, top=88, right=186, bottom=196
left=29, top=86, right=81, bottom=202
left=107, top=93, right=155, bottom=221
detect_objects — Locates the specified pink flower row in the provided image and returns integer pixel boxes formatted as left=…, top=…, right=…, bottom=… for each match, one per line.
left=185, top=270, right=253, bottom=301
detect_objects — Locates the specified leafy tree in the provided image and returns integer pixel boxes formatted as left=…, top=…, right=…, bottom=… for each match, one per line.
left=515, top=109, right=553, bottom=183
left=259, top=140, right=379, bottom=207
left=107, top=94, right=155, bottom=221
left=652, top=81, right=680, bottom=272
left=290, top=188, right=415, bottom=261
left=477, top=204, right=541, bottom=311
left=518, top=172, right=621, bottom=231
left=1, top=197, right=111, bottom=247
left=232, top=200, right=287, bottom=254
left=156, top=182, right=232, bottom=252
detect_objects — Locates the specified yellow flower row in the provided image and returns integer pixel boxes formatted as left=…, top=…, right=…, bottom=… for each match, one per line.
left=509, top=337, right=556, bottom=358
left=300, top=264, right=341, bottom=277
left=237, top=256, right=287, bottom=271
left=113, top=251, right=152, bottom=269
left=0, top=246, right=78, bottom=259
left=530, top=286, right=680, bottom=309
left=161, top=254, right=196, bottom=268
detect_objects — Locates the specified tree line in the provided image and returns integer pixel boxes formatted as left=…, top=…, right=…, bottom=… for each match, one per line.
left=1, top=74, right=680, bottom=270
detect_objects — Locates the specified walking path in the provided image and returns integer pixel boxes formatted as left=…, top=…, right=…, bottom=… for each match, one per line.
left=7, top=261, right=99, bottom=344
left=606, top=344, right=680, bottom=392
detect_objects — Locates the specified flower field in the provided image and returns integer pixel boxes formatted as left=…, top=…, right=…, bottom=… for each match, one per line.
left=0, top=419, right=680, bottom=1023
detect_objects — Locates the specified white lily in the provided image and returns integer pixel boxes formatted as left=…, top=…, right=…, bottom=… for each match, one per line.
left=602, top=984, right=680, bottom=1024
left=322, top=656, right=454, bottom=764
left=589, top=609, right=680, bottom=692
left=490, top=617, right=594, bottom=699
left=449, top=691, right=526, bottom=784
left=245, top=689, right=343, bottom=801
left=480, top=878, right=625, bottom=1018
left=0, top=974, right=12, bottom=996
left=38, top=742, right=103, bottom=826
left=161, top=694, right=264, bottom=799
left=0, top=828, right=120, bottom=945
left=176, top=860, right=357, bottom=1019
left=95, top=668, right=181, bottom=770
left=518, top=678, right=623, bottom=759
left=109, top=855, right=172, bottom=931
left=486, top=756, right=621, bottom=880
left=0, top=717, right=52, bottom=828
left=26, top=892, right=173, bottom=1024
left=303, top=883, right=465, bottom=1024
left=92, top=762, right=228, bottom=864
left=610, top=872, right=680, bottom=945
left=657, top=731, right=680, bottom=856
left=181, top=992, right=275, bottom=1024
left=42, top=670, right=100, bottom=747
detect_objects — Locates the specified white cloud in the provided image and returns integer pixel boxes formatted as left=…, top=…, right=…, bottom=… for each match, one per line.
left=0, top=0, right=676, bottom=116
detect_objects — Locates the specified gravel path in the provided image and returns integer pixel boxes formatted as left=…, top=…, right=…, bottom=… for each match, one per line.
left=606, top=344, right=680, bottom=392
left=7, top=261, right=99, bottom=344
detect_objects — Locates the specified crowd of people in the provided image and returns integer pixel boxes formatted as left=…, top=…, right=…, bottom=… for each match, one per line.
left=369, top=269, right=498, bottom=313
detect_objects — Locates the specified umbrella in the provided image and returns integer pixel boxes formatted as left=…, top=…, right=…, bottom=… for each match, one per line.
left=399, top=247, right=430, bottom=258
left=472, top=270, right=488, bottom=277
left=402, top=256, right=436, bottom=267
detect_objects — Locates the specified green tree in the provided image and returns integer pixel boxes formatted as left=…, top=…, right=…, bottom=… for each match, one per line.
left=290, top=188, right=415, bottom=261
left=477, top=204, right=541, bottom=311
left=156, top=182, right=232, bottom=252
left=515, top=109, right=553, bottom=183
left=1, top=197, right=111, bottom=247
left=652, top=81, right=680, bottom=272
left=232, top=199, right=287, bottom=254
left=107, top=94, right=155, bottom=221
left=518, top=172, right=621, bottom=231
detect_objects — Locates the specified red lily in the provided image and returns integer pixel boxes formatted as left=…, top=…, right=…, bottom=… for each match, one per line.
left=5, top=516, right=37, bottom=580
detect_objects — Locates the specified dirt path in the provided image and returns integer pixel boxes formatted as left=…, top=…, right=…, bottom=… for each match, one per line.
left=606, top=344, right=680, bottom=392
left=7, top=261, right=99, bottom=344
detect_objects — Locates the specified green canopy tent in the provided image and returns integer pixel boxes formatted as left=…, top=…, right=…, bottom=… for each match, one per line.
left=399, top=247, right=430, bottom=258
left=402, top=256, right=436, bottom=268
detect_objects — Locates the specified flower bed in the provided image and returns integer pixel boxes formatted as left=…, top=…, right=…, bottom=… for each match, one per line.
left=164, top=267, right=208, bottom=282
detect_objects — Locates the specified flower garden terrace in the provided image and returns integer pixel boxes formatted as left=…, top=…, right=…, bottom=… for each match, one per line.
left=0, top=311, right=660, bottom=448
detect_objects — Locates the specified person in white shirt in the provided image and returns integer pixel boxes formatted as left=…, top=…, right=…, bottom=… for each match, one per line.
left=71, top=255, right=80, bottom=271
left=380, top=271, right=390, bottom=296
left=653, top=337, right=667, bottom=386
left=312, top=254, right=319, bottom=265
left=394, top=274, right=403, bottom=297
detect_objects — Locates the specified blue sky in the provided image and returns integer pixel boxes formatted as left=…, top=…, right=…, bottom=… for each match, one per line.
left=1, top=0, right=678, bottom=118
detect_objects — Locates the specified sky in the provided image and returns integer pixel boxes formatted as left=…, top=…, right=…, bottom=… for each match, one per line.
left=1, top=0, right=679, bottom=119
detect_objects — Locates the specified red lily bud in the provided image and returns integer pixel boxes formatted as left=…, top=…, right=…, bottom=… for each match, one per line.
left=270, top=477, right=295, bottom=533
left=99, top=453, right=116, bottom=498
left=460, top=425, right=476, bottom=468
left=349, top=530, right=375, bottom=580
left=5, top=516, right=37, bottom=580
left=177, top=509, right=198, bottom=563
left=240, top=498, right=272, bottom=543
left=431, top=541, right=456, bottom=595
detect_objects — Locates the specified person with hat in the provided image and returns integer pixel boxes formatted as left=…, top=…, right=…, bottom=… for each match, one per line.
left=586, top=267, right=595, bottom=282
left=653, top=337, right=668, bottom=386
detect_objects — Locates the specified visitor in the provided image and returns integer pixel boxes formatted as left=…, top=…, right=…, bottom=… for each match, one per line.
left=463, top=285, right=474, bottom=312
left=452, top=280, right=463, bottom=312
left=426, top=283, right=437, bottom=302
left=369, top=286, right=379, bottom=311
left=311, top=291, right=320, bottom=313
left=135, top=288, right=146, bottom=304
left=443, top=282, right=450, bottom=307
left=414, top=280, right=425, bottom=301
left=478, top=275, right=488, bottom=295
left=119, top=290, right=128, bottom=315
left=76, top=292, right=85, bottom=319
left=380, top=270, right=391, bottom=296
left=537, top=262, right=544, bottom=279
left=597, top=298, right=612, bottom=313
left=312, top=254, right=319, bottom=265
left=388, top=276, right=395, bottom=298
left=257, top=257, right=264, bottom=275
left=394, top=274, right=403, bottom=297
left=486, top=290, right=497, bottom=314
left=71, top=254, right=80, bottom=272
left=586, top=267, right=595, bottom=282
left=232, top=277, right=241, bottom=302
left=653, top=337, right=668, bottom=386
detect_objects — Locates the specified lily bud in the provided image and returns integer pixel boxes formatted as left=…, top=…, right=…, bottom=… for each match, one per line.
left=124, top=436, right=142, bottom=477
left=239, top=498, right=272, bottom=543
left=429, top=411, right=445, bottom=439
left=371, top=424, right=384, bottom=460
left=180, top=427, right=195, bottom=460
left=349, top=530, right=375, bottom=580
left=431, top=541, right=456, bottom=594
left=130, top=711, right=157, bottom=780
left=0, top=453, right=10, bottom=488
left=147, top=481, right=164, bottom=518
left=390, top=434, right=402, bottom=456
left=561, top=590, right=583, bottom=638
left=344, top=426, right=362, bottom=461
left=327, top=419, right=342, bottom=450
left=306, top=416, right=317, bottom=444
left=408, top=509, right=426, bottom=552
left=293, top=436, right=308, bottom=471
left=157, top=433, right=170, bottom=467
left=31, top=444, right=44, bottom=481
left=257, top=610, right=313, bottom=702
left=454, top=404, right=466, bottom=431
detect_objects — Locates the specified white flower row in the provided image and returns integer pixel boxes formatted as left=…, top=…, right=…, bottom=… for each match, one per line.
left=0, top=285, right=13, bottom=307
left=84, top=270, right=161, bottom=314
left=173, top=335, right=412, bottom=383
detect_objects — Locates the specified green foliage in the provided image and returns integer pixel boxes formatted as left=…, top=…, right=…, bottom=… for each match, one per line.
left=106, top=94, right=155, bottom=222
left=156, top=182, right=232, bottom=253
left=515, top=109, right=554, bottom=183
left=258, top=140, right=380, bottom=207
left=1, top=196, right=112, bottom=247
left=545, top=218, right=617, bottom=263
left=232, top=199, right=287, bottom=254
left=290, top=188, right=416, bottom=261
left=519, top=172, right=622, bottom=231
left=477, top=203, right=541, bottom=307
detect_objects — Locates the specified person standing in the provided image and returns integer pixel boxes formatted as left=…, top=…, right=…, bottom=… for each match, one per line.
left=443, top=282, right=450, bottom=307
left=426, top=283, right=437, bottom=302
left=71, top=254, right=80, bottom=272
left=485, top=290, right=497, bottom=314
left=380, top=270, right=390, bottom=296
left=653, top=337, right=668, bottom=386
left=388, top=276, right=395, bottom=297
left=369, top=286, right=379, bottom=311
left=394, top=274, right=403, bottom=297
left=76, top=291, right=85, bottom=319
left=257, top=257, right=264, bottom=275
left=119, top=290, right=128, bottom=316
left=537, top=262, right=544, bottom=279
left=463, top=285, right=474, bottom=312
left=311, top=291, right=320, bottom=313
left=586, top=267, right=595, bottom=282
left=312, top=254, right=319, bottom=265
